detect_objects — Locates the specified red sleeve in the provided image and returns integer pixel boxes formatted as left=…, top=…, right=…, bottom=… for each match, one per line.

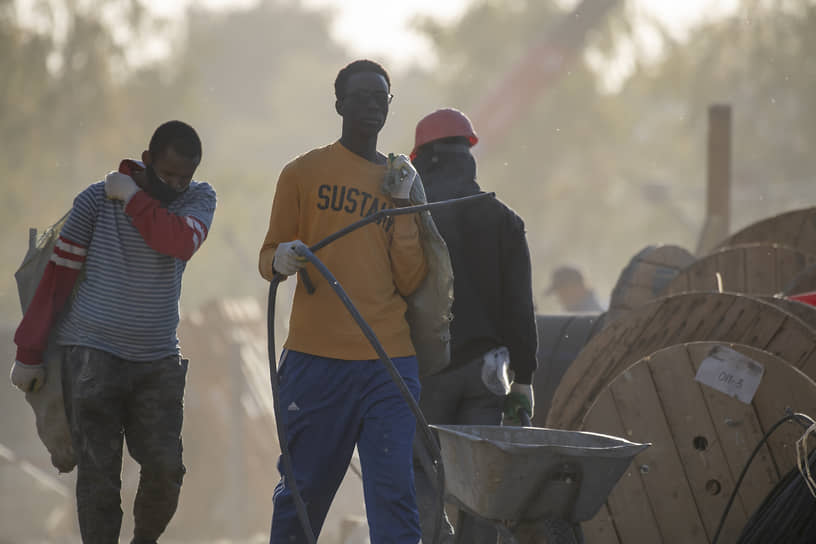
left=124, top=191, right=209, bottom=261
left=14, top=236, right=86, bottom=365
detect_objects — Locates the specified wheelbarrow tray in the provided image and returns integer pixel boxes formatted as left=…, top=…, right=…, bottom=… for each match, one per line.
left=431, top=425, right=649, bottom=523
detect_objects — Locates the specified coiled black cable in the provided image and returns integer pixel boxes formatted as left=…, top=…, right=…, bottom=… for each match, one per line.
left=712, top=410, right=815, bottom=544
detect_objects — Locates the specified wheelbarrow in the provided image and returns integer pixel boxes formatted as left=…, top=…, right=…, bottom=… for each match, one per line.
left=431, top=424, right=650, bottom=544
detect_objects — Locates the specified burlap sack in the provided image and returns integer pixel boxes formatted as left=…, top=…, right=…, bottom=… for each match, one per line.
left=25, top=344, right=75, bottom=473
left=15, top=212, right=77, bottom=472
left=383, top=159, right=454, bottom=377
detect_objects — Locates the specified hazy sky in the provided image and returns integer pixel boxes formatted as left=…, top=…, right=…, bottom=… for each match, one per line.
left=144, top=0, right=740, bottom=71
left=13, top=0, right=741, bottom=75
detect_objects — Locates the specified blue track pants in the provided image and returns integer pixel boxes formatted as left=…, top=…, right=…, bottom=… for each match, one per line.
left=269, top=350, right=422, bottom=544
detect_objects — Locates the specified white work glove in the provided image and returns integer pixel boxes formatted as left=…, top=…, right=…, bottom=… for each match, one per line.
left=273, top=240, right=308, bottom=276
left=384, top=153, right=418, bottom=201
left=104, top=171, right=141, bottom=203
left=10, top=360, right=45, bottom=393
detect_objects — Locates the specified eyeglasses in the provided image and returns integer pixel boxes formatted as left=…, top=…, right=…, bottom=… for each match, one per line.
left=345, top=90, right=394, bottom=105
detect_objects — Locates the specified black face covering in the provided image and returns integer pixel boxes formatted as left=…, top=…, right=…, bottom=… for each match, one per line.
left=144, top=165, right=185, bottom=204
left=414, top=142, right=480, bottom=202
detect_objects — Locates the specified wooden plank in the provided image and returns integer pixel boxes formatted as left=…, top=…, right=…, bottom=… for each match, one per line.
left=608, top=363, right=708, bottom=543
left=633, top=245, right=696, bottom=269
left=615, top=260, right=685, bottom=292
left=727, top=299, right=787, bottom=348
left=648, top=346, right=747, bottom=541
left=580, top=504, right=620, bottom=544
left=668, top=245, right=816, bottom=298
left=775, top=248, right=810, bottom=293
left=686, top=255, right=722, bottom=293
left=715, top=246, right=746, bottom=293
left=664, top=254, right=724, bottom=296
left=607, top=245, right=695, bottom=322
left=583, top=389, right=661, bottom=544
left=792, top=211, right=816, bottom=251
left=632, top=291, right=732, bottom=348
left=760, top=297, right=816, bottom=329
left=744, top=245, right=778, bottom=294
left=761, top=316, right=816, bottom=369
left=686, top=343, right=780, bottom=515
left=716, top=207, right=812, bottom=250
left=609, top=285, right=660, bottom=312
left=797, top=347, right=816, bottom=379
left=783, top=263, right=816, bottom=295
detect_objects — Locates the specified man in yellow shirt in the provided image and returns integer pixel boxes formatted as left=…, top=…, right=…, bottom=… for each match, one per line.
left=259, top=59, right=427, bottom=543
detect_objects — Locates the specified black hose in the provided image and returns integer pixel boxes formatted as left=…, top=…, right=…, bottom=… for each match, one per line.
left=267, top=254, right=446, bottom=543
left=711, top=410, right=815, bottom=544
left=737, top=446, right=816, bottom=543
left=310, top=192, right=493, bottom=253
left=299, top=192, right=494, bottom=293
left=267, top=275, right=317, bottom=544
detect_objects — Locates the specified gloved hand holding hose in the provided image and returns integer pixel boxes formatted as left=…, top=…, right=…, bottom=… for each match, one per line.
left=273, top=240, right=308, bottom=276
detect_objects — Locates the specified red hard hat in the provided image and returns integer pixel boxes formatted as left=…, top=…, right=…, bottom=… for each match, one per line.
left=410, top=108, right=478, bottom=161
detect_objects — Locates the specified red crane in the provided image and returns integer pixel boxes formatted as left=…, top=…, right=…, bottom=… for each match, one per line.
left=470, top=0, right=621, bottom=150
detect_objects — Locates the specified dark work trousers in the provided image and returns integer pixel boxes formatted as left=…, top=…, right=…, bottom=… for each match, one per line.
left=414, top=356, right=505, bottom=544
left=61, top=345, right=188, bottom=544
left=269, top=350, right=422, bottom=544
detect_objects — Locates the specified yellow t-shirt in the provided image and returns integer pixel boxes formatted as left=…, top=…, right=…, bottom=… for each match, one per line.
left=259, top=141, right=427, bottom=360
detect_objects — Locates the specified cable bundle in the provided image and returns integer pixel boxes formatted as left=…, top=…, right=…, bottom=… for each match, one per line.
left=736, top=435, right=816, bottom=543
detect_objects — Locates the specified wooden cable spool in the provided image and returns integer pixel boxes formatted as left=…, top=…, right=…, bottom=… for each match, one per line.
left=605, top=245, right=696, bottom=325
left=546, top=292, right=816, bottom=431
left=713, top=206, right=816, bottom=254
left=580, top=342, right=816, bottom=544
left=664, top=243, right=816, bottom=297
left=757, top=295, right=816, bottom=329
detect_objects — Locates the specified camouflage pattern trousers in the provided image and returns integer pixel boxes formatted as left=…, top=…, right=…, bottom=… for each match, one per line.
left=61, top=346, right=188, bottom=544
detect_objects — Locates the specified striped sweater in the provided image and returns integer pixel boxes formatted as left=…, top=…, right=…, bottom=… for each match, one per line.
left=14, top=161, right=216, bottom=364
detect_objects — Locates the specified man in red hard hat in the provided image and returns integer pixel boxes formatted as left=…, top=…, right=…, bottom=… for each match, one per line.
left=411, top=108, right=538, bottom=544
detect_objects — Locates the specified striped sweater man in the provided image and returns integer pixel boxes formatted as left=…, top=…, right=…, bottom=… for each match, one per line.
left=10, top=120, right=216, bottom=544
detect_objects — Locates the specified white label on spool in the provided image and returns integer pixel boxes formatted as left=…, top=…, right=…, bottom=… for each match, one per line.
left=695, top=345, right=764, bottom=404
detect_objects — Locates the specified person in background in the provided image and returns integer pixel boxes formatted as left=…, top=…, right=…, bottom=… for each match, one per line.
left=10, top=120, right=216, bottom=544
left=410, top=108, right=539, bottom=544
left=258, top=59, right=427, bottom=544
left=545, top=265, right=603, bottom=312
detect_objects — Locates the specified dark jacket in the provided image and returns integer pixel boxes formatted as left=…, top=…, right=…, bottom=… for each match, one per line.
left=417, top=148, right=538, bottom=383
